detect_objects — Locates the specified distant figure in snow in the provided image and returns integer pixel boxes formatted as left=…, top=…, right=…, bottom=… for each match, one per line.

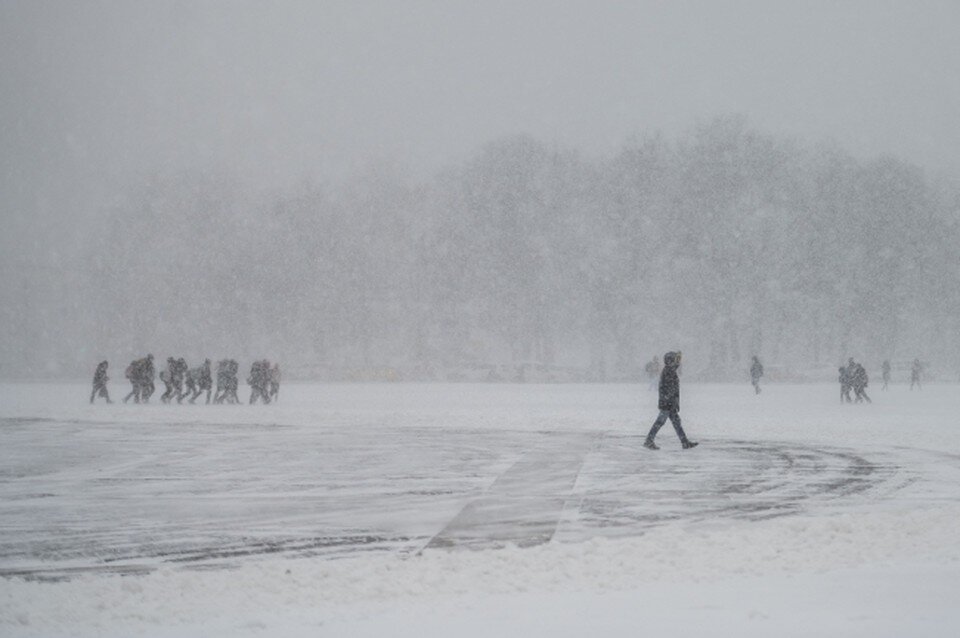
left=644, top=356, right=660, bottom=391
left=839, top=364, right=853, bottom=403
left=750, top=355, right=764, bottom=395
left=123, top=357, right=145, bottom=403
left=269, top=362, right=281, bottom=402
left=852, top=362, right=871, bottom=403
left=124, top=354, right=154, bottom=403
left=248, top=359, right=272, bottom=404
left=90, top=360, right=112, bottom=403
left=173, top=357, right=188, bottom=403
left=225, top=359, right=241, bottom=403
left=188, top=358, right=212, bottom=404
left=215, top=359, right=241, bottom=404
left=160, top=357, right=177, bottom=403
left=881, top=359, right=891, bottom=391
left=643, top=351, right=697, bottom=450
left=183, top=362, right=200, bottom=403
left=910, top=358, right=922, bottom=390
left=214, top=359, right=230, bottom=403
left=140, top=354, right=155, bottom=402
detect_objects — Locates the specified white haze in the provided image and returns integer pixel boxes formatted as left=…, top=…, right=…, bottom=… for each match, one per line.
left=2, top=1, right=960, bottom=379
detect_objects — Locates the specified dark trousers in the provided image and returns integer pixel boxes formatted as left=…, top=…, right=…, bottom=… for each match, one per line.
left=190, top=386, right=212, bottom=404
left=249, top=385, right=271, bottom=404
left=90, top=383, right=110, bottom=403
left=123, top=382, right=141, bottom=403
left=646, top=409, right=688, bottom=443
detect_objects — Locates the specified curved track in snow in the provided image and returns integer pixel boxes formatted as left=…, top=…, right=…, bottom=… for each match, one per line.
left=0, top=418, right=946, bottom=580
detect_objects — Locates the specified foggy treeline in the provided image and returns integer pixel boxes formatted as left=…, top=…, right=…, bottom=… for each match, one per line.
left=4, top=117, right=959, bottom=381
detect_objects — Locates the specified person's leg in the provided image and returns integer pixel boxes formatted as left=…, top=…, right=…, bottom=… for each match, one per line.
left=667, top=410, right=689, bottom=442
left=645, top=410, right=669, bottom=445
left=90, top=385, right=98, bottom=403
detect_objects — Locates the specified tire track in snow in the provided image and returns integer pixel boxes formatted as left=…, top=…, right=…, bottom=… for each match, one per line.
left=424, top=433, right=600, bottom=551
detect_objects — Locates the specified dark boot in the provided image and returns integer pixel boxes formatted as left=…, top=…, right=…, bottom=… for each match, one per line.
left=643, top=439, right=659, bottom=450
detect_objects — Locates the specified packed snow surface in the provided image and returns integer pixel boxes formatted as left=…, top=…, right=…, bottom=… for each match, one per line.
left=2, top=382, right=960, bottom=636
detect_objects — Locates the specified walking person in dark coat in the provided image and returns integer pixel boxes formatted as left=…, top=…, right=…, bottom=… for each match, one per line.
left=193, top=359, right=213, bottom=404
left=644, top=351, right=697, bottom=450
left=268, top=362, right=281, bottom=403
left=750, top=355, right=764, bottom=394
left=881, top=360, right=891, bottom=391
left=183, top=363, right=200, bottom=403
left=160, top=357, right=177, bottom=403
left=248, top=359, right=272, bottom=404
left=215, top=359, right=240, bottom=404
left=220, top=359, right=240, bottom=404
left=839, top=360, right=853, bottom=403
left=185, top=359, right=213, bottom=404
left=214, top=359, right=229, bottom=404
left=140, top=354, right=155, bottom=402
left=173, top=357, right=188, bottom=403
left=90, top=361, right=112, bottom=403
left=852, top=362, right=871, bottom=403
left=123, top=357, right=142, bottom=403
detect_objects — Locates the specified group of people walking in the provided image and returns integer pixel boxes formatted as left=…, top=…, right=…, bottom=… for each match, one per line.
left=91, top=348, right=931, bottom=456
left=840, top=357, right=925, bottom=402
left=839, top=358, right=871, bottom=403
left=89, top=356, right=281, bottom=405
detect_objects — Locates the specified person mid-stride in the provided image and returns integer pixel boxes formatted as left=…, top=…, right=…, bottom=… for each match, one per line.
left=644, top=351, right=698, bottom=450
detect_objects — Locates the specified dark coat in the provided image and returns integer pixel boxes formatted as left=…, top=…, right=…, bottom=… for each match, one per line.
left=658, top=364, right=680, bottom=412
left=852, top=364, right=868, bottom=389
left=93, top=361, right=109, bottom=385
left=142, top=357, right=155, bottom=382
left=198, top=361, right=212, bottom=389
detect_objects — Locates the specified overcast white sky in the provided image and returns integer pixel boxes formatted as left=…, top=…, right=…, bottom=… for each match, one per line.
left=3, top=0, right=960, bottom=224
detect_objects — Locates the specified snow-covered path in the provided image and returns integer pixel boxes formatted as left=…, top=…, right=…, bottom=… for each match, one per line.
left=2, top=382, right=960, bottom=636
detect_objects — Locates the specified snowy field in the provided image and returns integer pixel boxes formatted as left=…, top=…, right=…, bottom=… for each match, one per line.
left=2, top=381, right=960, bottom=636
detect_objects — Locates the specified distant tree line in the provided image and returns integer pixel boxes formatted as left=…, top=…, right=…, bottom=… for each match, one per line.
left=4, top=116, right=959, bottom=380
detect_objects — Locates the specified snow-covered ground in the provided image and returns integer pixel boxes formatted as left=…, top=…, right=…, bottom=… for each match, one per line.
left=2, top=381, right=959, bottom=636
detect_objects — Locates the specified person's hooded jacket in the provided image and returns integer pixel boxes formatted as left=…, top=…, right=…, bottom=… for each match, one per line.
left=658, top=351, right=681, bottom=412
